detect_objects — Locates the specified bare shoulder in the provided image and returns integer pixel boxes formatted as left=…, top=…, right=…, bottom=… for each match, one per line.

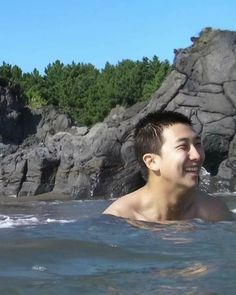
left=102, top=190, right=141, bottom=219
left=197, top=191, right=233, bottom=221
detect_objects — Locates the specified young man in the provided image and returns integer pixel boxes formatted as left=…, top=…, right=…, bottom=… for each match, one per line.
left=103, top=110, right=233, bottom=222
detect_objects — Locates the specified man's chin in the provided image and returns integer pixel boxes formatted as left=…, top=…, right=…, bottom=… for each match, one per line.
left=185, top=173, right=200, bottom=182
left=179, top=177, right=199, bottom=189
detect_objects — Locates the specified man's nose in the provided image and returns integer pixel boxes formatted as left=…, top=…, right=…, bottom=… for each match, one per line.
left=189, top=145, right=202, bottom=161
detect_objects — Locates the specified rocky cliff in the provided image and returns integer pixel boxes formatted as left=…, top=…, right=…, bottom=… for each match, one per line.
left=1, top=28, right=236, bottom=198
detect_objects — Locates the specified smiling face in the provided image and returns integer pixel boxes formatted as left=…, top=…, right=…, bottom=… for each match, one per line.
left=157, top=123, right=205, bottom=189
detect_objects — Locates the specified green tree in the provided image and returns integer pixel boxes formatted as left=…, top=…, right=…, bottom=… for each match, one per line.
left=21, top=68, right=45, bottom=106
left=0, top=56, right=171, bottom=126
left=143, top=59, right=171, bottom=100
left=0, top=62, right=23, bottom=84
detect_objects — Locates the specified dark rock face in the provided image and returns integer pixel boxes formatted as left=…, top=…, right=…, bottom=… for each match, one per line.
left=1, top=28, right=236, bottom=198
left=0, top=80, right=24, bottom=145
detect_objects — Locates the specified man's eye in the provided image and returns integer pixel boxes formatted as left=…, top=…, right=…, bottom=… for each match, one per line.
left=177, top=144, right=188, bottom=149
left=195, top=142, right=202, bottom=147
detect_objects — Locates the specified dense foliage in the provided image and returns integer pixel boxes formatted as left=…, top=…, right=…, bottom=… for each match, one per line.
left=0, top=57, right=171, bottom=126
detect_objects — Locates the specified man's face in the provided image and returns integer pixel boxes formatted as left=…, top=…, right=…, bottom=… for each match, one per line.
left=158, top=123, right=205, bottom=189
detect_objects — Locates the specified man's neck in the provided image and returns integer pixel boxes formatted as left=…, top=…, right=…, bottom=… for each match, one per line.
left=140, top=179, right=196, bottom=221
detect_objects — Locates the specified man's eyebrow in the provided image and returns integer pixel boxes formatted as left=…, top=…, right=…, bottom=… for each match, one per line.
left=176, top=136, right=201, bottom=143
left=175, top=137, right=189, bottom=143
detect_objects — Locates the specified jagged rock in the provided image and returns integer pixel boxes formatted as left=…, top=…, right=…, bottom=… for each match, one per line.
left=0, top=151, right=26, bottom=197
left=18, top=146, right=60, bottom=196
left=1, top=28, right=236, bottom=198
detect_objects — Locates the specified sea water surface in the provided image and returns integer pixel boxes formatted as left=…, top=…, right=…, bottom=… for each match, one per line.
left=0, top=196, right=236, bottom=295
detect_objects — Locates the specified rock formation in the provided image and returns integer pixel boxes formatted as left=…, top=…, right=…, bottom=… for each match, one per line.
left=1, top=28, right=236, bottom=198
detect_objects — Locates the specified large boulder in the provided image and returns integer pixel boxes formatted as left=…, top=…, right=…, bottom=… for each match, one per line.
left=1, top=28, right=236, bottom=198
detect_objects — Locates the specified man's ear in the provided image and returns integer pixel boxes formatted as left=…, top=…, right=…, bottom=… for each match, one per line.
left=142, top=153, right=160, bottom=171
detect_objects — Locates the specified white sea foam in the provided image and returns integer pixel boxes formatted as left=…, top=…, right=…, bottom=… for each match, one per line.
left=0, top=214, right=77, bottom=229
left=32, top=265, right=47, bottom=272
left=0, top=214, right=39, bottom=229
left=46, top=218, right=76, bottom=224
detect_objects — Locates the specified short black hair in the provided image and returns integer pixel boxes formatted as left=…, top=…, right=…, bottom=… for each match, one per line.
left=134, top=110, right=192, bottom=164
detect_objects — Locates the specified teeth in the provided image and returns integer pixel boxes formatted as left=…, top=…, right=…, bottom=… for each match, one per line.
left=185, top=167, right=199, bottom=172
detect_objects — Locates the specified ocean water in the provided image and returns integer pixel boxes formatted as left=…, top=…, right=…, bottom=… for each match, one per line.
left=0, top=197, right=236, bottom=295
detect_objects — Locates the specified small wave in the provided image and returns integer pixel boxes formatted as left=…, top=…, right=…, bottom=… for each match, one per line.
left=0, top=214, right=39, bottom=229
left=32, top=265, right=47, bottom=272
left=0, top=214, right=77, bottom=229
left=46, top=218, right=76, bottom=224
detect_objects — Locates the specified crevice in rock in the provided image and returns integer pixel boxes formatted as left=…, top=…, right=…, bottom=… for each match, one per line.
left=17, top=160, right=28, bottom=196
